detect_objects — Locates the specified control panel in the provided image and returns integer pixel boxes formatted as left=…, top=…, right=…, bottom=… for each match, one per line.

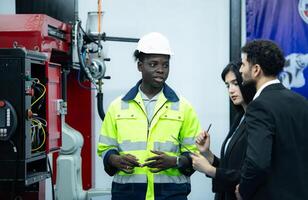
left=0, top=100, right=17, bottom=141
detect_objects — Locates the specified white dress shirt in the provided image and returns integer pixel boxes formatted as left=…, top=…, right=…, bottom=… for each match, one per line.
left=253, top=79, right=280, bottom=100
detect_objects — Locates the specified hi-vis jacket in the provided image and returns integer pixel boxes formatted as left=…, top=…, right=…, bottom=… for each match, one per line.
left=97, top=81, right=201, bottom=200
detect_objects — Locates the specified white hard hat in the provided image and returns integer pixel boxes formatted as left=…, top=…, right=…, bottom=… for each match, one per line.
left=137, top=32, right=173, bottom=55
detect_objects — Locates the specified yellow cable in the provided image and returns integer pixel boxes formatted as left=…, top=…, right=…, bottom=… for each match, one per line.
left=31, top=80, right=46, bottom=107
left=31, top=119, right=46, bottom=152
left=30, top=78, right=47, bottom=152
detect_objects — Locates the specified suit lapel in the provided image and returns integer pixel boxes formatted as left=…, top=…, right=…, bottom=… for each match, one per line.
left=224, top=119, right=246, bottom=160
left=220, top=112, right=244, bottom=159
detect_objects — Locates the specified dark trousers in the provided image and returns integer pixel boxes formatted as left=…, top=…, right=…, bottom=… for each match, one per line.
left=111, top=182, right=190, bottom=200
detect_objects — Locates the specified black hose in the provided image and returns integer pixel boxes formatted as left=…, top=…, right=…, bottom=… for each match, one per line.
left=47, top=157, right=55, bottom=200
left=77, top=20, right=105, bottom=121
left=97, top=91, right=105, bottom=121
left=61, top=69, right=68, bottom=102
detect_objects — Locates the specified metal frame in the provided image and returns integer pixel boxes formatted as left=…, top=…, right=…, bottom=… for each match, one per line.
left=229, top=0, right=242, bottom=124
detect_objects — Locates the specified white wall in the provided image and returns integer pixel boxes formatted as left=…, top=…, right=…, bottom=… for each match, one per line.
left=0, top=0, right=15, bottom=14
left=78, top=0, right=230, bottom=199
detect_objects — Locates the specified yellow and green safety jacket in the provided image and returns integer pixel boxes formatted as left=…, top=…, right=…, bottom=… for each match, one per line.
left=97, top=81, right=201, bottom=200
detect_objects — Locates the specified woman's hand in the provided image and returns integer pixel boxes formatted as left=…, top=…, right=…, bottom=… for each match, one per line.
left=195, top=130, right=214, bottom=164
left=190, top=153, right=216, bottom=177
left=195, top=130, right=210, bottom=153
left=235, top=184, right=243, bottom=200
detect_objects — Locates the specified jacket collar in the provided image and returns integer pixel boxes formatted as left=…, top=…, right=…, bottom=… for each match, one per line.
left=256, top=83, right=285, bottom=99
left=122, top=79, right=179, bottom=102
left=253, top=79, right=281, bottom=100
left=261, top=82, right=285, bottom=93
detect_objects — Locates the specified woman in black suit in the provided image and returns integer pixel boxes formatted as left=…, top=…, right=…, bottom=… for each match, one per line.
left=191, top=62, right=255, bottom=200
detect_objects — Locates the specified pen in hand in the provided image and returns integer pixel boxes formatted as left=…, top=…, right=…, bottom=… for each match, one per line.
left=197, top=123, right=214, bottom=163
left=195, top=123, right=212, bottom=150
left=204, top=123, right=212, bottom=139
left=206, top=123, right=212, bottom=133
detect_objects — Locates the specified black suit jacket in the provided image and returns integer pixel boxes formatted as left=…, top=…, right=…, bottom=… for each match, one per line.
left=212, top=110, right=247, bottom=200
left=239, top=83, right=308, bottom=200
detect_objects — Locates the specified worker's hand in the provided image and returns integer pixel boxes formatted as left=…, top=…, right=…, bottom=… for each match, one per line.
left=142, top=150, right=177, bottom=173
left=235, top=184, right=243, bottom=200
left=195, top=130, right=214, bottom=164
left=108, top=154, right=140, bottom=174
left=195, top=130, right=210, bottom=153
left=190, top=153, right=216, bottom=177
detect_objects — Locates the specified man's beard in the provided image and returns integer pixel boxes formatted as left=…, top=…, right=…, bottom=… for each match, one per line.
left=242, top=78, right=256, bottom=87
left=241, top=71, right=256, bottom=87
left=241, top=80, right=256, bottom=95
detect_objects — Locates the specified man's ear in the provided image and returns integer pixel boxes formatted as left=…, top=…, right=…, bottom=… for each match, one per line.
left=253, top=64, right=262, bottom=78
left=137, top=61, right=143, bottom=72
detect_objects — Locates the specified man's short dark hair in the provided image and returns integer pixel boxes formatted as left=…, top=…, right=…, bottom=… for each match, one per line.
left=241, top=40, right=285, bottom=76
left=133, top=50, right=146, bottom=62
left=133, top=50, right=170, bottom=62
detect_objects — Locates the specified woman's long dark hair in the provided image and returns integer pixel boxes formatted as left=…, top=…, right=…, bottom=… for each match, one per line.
left=221, top=61, right=256, bottom=111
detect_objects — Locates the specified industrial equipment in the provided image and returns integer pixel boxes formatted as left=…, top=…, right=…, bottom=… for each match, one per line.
left=0, top=0, right=138, bottom=199
left=0, top=48, right=62, bottom=198
left=0, top=13, right=69, bottom=199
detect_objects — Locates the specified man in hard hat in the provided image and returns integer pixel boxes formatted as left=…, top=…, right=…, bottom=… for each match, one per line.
left=97, top=32, right=201, bottom=200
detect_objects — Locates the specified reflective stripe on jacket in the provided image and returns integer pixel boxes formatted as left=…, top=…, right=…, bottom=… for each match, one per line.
left=97, top=81, right=201, bottom=200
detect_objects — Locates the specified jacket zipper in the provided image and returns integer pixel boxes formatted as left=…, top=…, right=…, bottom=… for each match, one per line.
left=133, top=100, right=150, bottom=138
left=148, top=101, right=167, bottom=137
left=134, top=100, right=167, bottom=139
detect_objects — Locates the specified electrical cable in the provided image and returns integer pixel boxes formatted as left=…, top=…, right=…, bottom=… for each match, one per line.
left=31, top=119, right=46, bottom=152
left=9, top=140, right=17, bottom=153
left=77, top=21, right=93, bottom=82
left=47, top=157, right=55, bottom=200
left=77, top=20, right=102, bottom=55
left=77, top=68, right=97, bottom=90
left=9, top=139, right=18, bottom=200
left=33, top=116, right=47, bottom=126
left=78, top=21, right=99, bottom=45
left=78, top=50, right=96, bottom=90
left=33, top=85, right=45, bottom=111
left=31, top=79, right=46, bottom=107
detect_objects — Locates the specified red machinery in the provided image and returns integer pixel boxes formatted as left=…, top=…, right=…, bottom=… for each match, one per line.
left=0, top=14, right=72, bottom=154
left=0, top=12, right=136, bottom=199
left=0, top=14, right=83, bottom=200
left=0, top=14, right=71, bottom=62
left=0, top=13, right=94, bottom=196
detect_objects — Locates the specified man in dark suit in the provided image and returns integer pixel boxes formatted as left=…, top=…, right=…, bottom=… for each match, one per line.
left=235, top=40, right=308, bottom=200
